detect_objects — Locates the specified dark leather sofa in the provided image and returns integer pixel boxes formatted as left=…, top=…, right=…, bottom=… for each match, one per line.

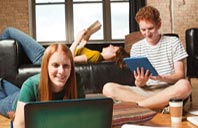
left=186, top=28, right=198, bottom=78
left=0, top=40, right=135, bottom=96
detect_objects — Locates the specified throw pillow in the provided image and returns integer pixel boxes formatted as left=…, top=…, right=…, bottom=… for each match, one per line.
left=112, top=102, right=157, bottom=127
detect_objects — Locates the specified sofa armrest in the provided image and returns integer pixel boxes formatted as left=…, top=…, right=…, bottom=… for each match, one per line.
left=0, top=40, right=19, bottom=85
left=17, top=64, right=41, bottom=87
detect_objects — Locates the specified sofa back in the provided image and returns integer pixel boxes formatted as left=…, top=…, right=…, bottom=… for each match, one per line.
left=75, top=62, right=134, bottom=93
left=0, top=40, right=135, bottom=94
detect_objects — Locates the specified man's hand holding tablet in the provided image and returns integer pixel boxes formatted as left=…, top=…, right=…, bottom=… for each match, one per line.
left=124, top=56, right=158, bottom=76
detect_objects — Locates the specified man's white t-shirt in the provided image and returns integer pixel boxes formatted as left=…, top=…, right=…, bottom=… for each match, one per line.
left=130, top=36, right=188, bottom=86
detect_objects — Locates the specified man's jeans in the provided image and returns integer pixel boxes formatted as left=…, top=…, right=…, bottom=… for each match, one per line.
left=0, top=27, right=45, bottom=64
left=0, top=79, right=19, bottom=118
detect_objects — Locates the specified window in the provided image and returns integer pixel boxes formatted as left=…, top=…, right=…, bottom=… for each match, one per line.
left=111, top=0, right=129, bottom=39
left=73, top=0, right=103, bottom=40
left=35, top=4, right=66, bottom=41
left=32, top=0, right=129, bottom=45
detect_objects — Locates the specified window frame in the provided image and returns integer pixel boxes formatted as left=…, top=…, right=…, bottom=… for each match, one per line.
left=31, top=0, right=130, bottom=45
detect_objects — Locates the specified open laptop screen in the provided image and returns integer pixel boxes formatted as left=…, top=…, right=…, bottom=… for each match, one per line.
left=24, top=98, right=113, bottom=128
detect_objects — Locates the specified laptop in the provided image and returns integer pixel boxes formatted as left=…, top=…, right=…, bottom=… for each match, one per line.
left=24, top=98, right=113, bottom=128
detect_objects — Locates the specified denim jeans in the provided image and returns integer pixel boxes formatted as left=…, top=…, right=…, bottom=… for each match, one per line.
left=0, top=79, right=20, bottom=118
left=0, top=27, right=45, bottom=64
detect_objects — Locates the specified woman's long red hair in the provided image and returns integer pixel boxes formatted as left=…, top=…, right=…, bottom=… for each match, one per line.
left=39, top=44, right=77, bottom=101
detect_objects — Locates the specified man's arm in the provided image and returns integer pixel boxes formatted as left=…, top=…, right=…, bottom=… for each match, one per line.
left=150, top=59, right=186, bottom=84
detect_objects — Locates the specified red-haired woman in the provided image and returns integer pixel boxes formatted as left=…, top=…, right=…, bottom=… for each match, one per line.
left=12, top=44, right=79, bottom=128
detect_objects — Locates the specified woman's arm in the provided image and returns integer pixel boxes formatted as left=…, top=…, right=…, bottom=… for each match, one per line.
left=13, top=101, right=26, bottom=128
left=70, top=30, right=87, bottom=57
left=73, top=55, right=87, bottom=63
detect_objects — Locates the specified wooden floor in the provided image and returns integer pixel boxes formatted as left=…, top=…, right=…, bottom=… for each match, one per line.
left=1, top=78, right=198, bottom=128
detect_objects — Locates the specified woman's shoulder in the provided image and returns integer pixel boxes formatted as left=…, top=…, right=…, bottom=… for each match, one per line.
left=23, top=73, right=40, bottom=86
left=29, top=73, right=40, bottom=80
left=18, top=74, right=40, bottom=103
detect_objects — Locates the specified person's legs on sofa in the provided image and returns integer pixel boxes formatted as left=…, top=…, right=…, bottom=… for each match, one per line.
left=0, top=79, right=19, bottom=118
left=0, top=92, right=19, bottom=118
left=0, top=27, right=45, bottom=64
left=1, top=79, right=20, bottom=95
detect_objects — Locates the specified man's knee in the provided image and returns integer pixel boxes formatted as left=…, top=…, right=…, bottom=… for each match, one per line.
left=102, top=82, right=115, bottom=96
left=180, top=79, right=191, bottom=92
left=176, top=79, right=192, bottom=97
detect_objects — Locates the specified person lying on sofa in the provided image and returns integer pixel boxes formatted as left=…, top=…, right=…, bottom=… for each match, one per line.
left=0, top=44, right=80, bottom=128
left=70, top=29, right=129, bottom=66
left=0, top=27, right=129, bottom=68
left=102, top=6, right=192, bottom=109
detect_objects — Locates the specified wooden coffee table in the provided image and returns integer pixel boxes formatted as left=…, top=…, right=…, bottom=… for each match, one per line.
left=142, top=113, right=197, bottom=128
left=113, top=113, right=197, bottom=128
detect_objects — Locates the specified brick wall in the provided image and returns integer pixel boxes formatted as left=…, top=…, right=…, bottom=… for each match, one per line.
left=147, top=0, right=198, bottom=46
left=0, top=0, right=197, bottom=45
left=0, top=0, right=29, bottom=35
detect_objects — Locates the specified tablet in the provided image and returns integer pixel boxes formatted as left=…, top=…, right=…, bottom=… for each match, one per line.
left=124, top=56, right=158, bottom=76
